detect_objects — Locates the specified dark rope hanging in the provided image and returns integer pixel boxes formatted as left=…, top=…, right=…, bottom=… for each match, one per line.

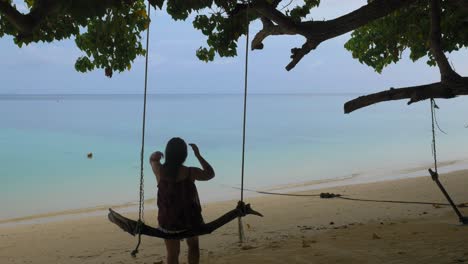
left=238, top=0, right=251, bottom=244
left=428, top=99, right=468, bottom=225
left=430, top=99, right=439, bottom=173
left=130, top=0, right=152, bottom=257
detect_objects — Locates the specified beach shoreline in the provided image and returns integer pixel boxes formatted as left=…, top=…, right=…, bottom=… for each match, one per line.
left=2, top=158, right=468, bottom=227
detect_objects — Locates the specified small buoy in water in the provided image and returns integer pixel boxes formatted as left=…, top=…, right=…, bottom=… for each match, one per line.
left=87, top=152, right=93, bottom=159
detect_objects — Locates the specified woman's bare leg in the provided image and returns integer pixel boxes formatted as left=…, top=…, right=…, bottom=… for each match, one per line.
left=164, top=239, right=181, bottom=264
left=186, top=236, right=200, bottom=264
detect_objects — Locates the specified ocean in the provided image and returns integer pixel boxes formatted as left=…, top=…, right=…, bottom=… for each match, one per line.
left=1, top=93, right=467, bottom=220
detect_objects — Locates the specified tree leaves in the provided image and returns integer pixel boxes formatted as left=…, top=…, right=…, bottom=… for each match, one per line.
left=1, top=0, right=466, bottom=76
left=193, top=10, right=247, bottom=61
left=149, top=0, right=165, bottom=9
left=1, top=0, right=147, bottom=76
left=345, top=0, right=468, bottom=73
left=74, top=1, right=147, bottom=76
left=287, top=0, right=320, bottom=22
left=75, top=56, right=94, bottom=72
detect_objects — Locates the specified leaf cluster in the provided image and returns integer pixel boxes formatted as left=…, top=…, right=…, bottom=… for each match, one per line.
left=0, top=0, right=149, bottom=76
left=344, top=0, right=468, bottom=73
left=74, top=1, right=148, bottom=76
left=286, top=0, right=320, bottom=22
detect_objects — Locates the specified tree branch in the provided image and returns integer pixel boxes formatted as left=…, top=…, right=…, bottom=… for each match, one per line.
left=251, top=0, right=418, bottom=70
left=344, top=77, right=468, bottom=113
left=343, top=0, right=467, bottom=114
left=302, top=0, right=418, bottom=40
left=254, top=0, right=306, bottom=35
left=286, top=40, right=317, bottom=71
left=430, top=0, right=462, bottom=82
left=251, top=17, right=294, bottom=50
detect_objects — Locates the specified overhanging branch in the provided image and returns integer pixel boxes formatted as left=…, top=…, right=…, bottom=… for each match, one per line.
left=251, top=0, right=418, bottom=70
left=286, top=40, right=317, bottom=71
left=344, top=77, right=468, bottom=113
left=254, top=0, right=306, bottom=35
left=251, top=17, right=294, bottom=50
left=430, top=0, right=462, bottom=82
left=302, top=0, right=418, bottom=40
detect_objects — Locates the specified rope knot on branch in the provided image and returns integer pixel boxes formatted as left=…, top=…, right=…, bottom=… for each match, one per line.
left=236, top=201, right=264, bottom=217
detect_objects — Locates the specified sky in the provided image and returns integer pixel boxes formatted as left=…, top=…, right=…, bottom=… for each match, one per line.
left=0, top=0, right=467, bottom=95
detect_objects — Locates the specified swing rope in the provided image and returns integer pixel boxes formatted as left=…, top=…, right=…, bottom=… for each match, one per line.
left=428, top=99, right=468, bottom=224
left=240, top=0, right=250, bottom=206
left=131, top=0, right=152, bottom=257
left=238, top=0, right=251, bottom=243
left=430, top=98, right=438, bottom=174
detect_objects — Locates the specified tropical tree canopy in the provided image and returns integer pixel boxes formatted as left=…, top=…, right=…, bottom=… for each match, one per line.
left=1, top=0, right=467, bottom=111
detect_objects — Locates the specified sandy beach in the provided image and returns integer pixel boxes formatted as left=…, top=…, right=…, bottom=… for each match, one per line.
left=1, top=170, right=467, bottom=264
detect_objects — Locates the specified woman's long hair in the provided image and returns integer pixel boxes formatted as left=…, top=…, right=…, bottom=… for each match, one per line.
left=162, top=137, right=188, bottom=178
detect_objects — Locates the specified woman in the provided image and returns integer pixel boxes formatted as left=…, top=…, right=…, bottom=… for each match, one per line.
left=150, top=137, right=215, bottom=264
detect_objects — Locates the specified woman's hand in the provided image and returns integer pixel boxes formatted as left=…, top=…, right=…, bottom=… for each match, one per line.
left=150, top=151, right=164, bottom=162
left=149, top=151, right=163, bottom=183
left=189, top=143, right=201, bottom=157
left=189, top=143, right=215, bottom=181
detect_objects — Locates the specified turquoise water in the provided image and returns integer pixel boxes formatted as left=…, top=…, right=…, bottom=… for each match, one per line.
left=1, top=94, right=467, bottom=219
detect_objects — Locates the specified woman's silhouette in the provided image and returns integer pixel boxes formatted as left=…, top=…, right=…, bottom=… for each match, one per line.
left=150, top=137, right=215, bottom=264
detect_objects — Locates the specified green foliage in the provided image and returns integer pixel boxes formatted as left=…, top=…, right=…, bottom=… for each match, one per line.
left=162, top=0, right=247, bottom=63
left=345, top=0, right=468, bottom=73
left=0, top=0, right=327, bottom=75
left=1, top=0, right=467, bottom=76
left=150, top=0, right=165, bottom=9
left=74, top=1, right=148, bottom=75
left=287, top=0, right=320, bottom=22
left=0, top=0, right=148, bottom=76
left=193, top=10, right=247, bottom=62
left=25, top=0, right=34, bottom=8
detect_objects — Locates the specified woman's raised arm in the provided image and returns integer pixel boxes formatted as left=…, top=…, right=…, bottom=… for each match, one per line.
left=189, top=144, right=215, bottom=181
